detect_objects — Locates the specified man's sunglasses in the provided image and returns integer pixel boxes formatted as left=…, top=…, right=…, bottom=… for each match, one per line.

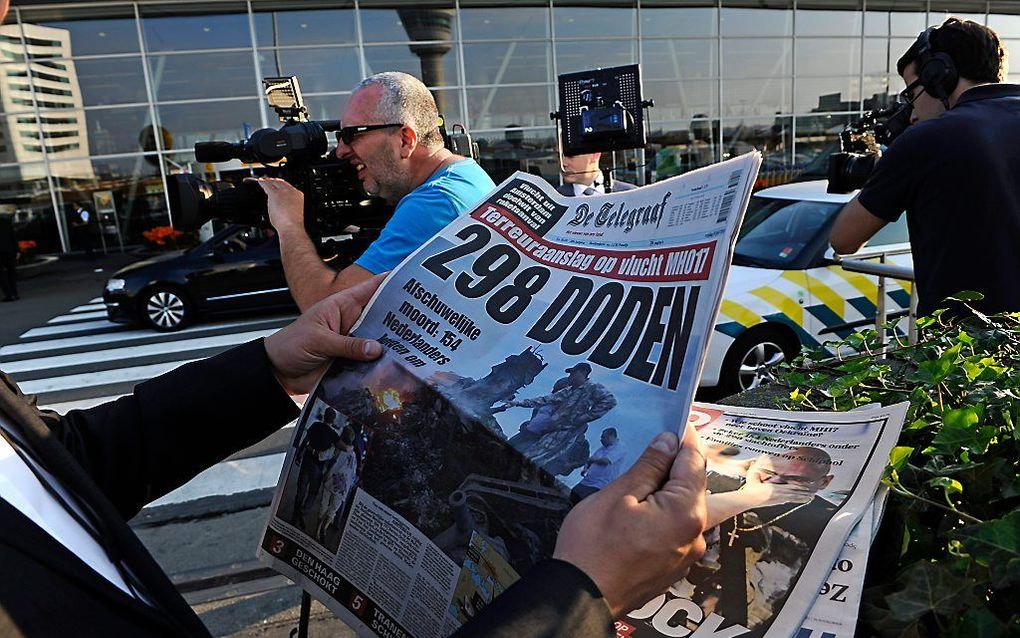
left=898, top=78, right=924, bottom=104
left=335, top=123, right=403, bottom=145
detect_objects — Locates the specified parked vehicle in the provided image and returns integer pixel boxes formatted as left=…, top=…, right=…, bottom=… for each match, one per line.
left=104, top=225, right=295, bottom=331
left=702, top=180, right=912, bottom=393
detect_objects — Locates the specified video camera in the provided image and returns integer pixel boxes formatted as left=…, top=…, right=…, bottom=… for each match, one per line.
left=168, top=77, right=393, bottom=257
left=826, top=101, right=913, bottom=194
left=552, top=64, right=652, bottom=157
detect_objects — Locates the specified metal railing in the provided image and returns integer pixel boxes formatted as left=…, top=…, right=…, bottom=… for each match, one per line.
left=836, top=246, right=917, bottom=349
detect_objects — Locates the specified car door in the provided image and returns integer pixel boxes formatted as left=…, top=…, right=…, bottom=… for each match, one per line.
left=802, top=216, right=912, bottom=350
left=188, top=227, right=292, bottom=312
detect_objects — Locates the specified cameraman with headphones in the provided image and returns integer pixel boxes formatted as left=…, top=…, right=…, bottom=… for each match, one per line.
left=830, top=18, right=1018, bottom=317
left=252, top=72, right=495, bottom=312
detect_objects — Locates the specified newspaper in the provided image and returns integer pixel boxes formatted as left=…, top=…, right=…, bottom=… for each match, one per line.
left=620, top=402, right=906, bottom=638
left=257, top=153, right=761, bottom=638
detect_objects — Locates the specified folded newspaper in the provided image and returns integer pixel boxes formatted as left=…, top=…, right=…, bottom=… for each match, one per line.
left=620, top=402, right=906, bottom=638
left=258, top=154, right=772, bottom=637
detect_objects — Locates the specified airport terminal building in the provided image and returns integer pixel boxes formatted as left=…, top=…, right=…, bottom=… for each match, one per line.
left=3, top=0, right=1017, bottom=254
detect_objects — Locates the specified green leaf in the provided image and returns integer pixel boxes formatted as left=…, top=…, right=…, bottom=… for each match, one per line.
left=930, top=406, right=995, bottom=455
left=864, top=561, right=975, bottom=631
left=948, top=291, right=986, bottom=302
left=948, top=607, right=1004, bottom=638
left=951, top=510, right=1020, bottom=587
left=889, top=446, right=914, bottom=472
left=927, top=476, right=964, bottom=496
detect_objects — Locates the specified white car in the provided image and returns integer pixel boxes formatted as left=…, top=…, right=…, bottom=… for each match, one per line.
left=702, top=180, right=912, bottom=393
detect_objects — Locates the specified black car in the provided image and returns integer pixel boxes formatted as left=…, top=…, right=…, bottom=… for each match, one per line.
left=103, top=225, right=295, bottom=331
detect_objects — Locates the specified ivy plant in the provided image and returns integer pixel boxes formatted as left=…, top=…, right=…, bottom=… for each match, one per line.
left=777, top=294, right=1020, bottom=637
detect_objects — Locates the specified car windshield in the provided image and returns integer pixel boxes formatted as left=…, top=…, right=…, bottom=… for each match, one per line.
left=733, top=196, right=842, bottom=268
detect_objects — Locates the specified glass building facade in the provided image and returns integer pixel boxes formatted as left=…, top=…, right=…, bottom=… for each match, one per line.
left=2, top=0, right=1017, bottom=253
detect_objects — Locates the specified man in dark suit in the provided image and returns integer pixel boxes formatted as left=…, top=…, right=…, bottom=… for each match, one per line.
left=0, top=269, right=707, bottom=637
left=556, top=150, right=638, bottom=197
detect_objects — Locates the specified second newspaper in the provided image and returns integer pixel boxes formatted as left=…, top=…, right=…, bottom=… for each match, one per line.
left=259, top=152, right=763, bottom=638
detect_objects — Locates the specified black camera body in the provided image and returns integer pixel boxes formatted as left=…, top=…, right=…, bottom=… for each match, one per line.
left=827, top=102, right=913, bottom=194
left=168, top=78, right=392, bottom=258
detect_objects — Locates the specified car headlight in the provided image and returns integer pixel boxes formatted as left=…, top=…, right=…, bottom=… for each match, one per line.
left=106, top=278, right=126, bottom=293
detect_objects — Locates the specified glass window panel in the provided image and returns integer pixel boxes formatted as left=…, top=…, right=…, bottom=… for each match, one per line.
left=0, top=162, right=62, bottom=253
left=722, top=77, right=792, bottom=116
left=931, top=0, right=987, bottom=25
left=466, top=85, right=552, bottom=129
left=555, top=40, right=636, bottom=75
left=796, top=76, right=861, bottom=112
left=796, top=10, right=862, bottom=36
left=720, top=6, right=793, bottom=37
left=647, top=119, right=720, bottom=180
left=891, top=9, right=928, bottom=37
left=258, top=47, right=362, bottom=94
left=15, top=24, right=73, bottom=62
left=65, top=57, right=148, bottom=107
left=50, top=155, right=168, bottom=247
left=722, top=115, right=792, bottom=167
left=432, top=88, right=464, bottom=127
left=722, top=38, right=791, bottom=78
left=795, top=112, right=854, bottom=179
left=888, top=37, right=917, bottom=74
left=553, top=7, right=636, bottom=39
left=645, top=79, right=719, bottom=119
left=1, top=62, right=42, bottom=114
left=148, top=52, right=258, bottom=101
left=989, top=7, right=1020, bottom=39
left=359, top=7, right=458, bottom=44
left=23, top=18, right=140, bottom=57
left=35, top=106, right=154, bottom=157
left=460, top=7, right=549, bottom=40
left=363, top=44, right=459, bottom=89
left=796, top=38, right=861, bottom=77
left=473, top=127, right=557, bottom=185
left=862, top=75, right=896, bottom=107
left=462, top=42, right=552, bottom=85
left=253, top=6, right=357, bottom=47
left=301, top=93, right=350, bottom=121
left=640, top=7, right=717, bottom=38
left=141, top=7, right=252, bottom=52
left=863, top=38, right=892, bottom=74
left=156, top=99, right=261, bottom=150
left=1005, top=39, right=1020, bottom=64
left=641, top=39, right=716, bottom=80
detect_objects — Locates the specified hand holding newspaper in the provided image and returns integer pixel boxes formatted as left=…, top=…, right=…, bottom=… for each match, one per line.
left=259, top=154, right=771, bottom=637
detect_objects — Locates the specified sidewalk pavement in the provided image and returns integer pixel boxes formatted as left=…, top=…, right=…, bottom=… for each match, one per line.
left=0, top=251, right=141, bottom=347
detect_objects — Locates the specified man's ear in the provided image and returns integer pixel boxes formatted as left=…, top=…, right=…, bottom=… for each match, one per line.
left=399, top=125, right=418, bottom=158
left=819, top=475, right=834, bottom=489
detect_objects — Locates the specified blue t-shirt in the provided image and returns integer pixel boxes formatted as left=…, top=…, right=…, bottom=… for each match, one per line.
left=355, top=159, right=495, bottom=274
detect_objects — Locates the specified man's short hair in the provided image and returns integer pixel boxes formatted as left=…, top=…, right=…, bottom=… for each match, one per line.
left=323, top=407, right=337, bottom=423
left=603, top=427, right=618, bottom=438
left=897, top=17, right=1008, bottom=84
left=354, top=71, right=443, bottom=149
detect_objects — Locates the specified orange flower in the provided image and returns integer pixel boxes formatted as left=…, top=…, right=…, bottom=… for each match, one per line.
left=17, top=240, right=36, bottom=253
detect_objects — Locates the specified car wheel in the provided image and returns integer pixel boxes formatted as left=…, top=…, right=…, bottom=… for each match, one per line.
left=719, top=326, right=800, bottom=395
left=141, top=286, right=193, bottom=332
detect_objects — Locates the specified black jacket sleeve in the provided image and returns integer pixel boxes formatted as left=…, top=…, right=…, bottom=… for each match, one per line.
left=452, top=559, right=614, bottom=638
left=35, top=339, right=300, bottom=519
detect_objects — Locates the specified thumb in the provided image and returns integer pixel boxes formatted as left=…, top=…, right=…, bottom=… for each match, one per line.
left=604, top=432, right=678, bottom=501
left=318, top=328, right=383, bottom=362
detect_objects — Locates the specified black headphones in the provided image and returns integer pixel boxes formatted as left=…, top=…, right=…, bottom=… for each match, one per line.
left=914, top=26, right=959, bottom=105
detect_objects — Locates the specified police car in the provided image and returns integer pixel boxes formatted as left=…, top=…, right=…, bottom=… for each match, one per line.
left=702, top=180, right=912, bottom=393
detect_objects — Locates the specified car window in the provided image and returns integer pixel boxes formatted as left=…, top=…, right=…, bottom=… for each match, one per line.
left=868, top=215, right=909, bottom=246
left=734, top=197, right=842, bottom=268
left=218, top=226, right=278, bottom=253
